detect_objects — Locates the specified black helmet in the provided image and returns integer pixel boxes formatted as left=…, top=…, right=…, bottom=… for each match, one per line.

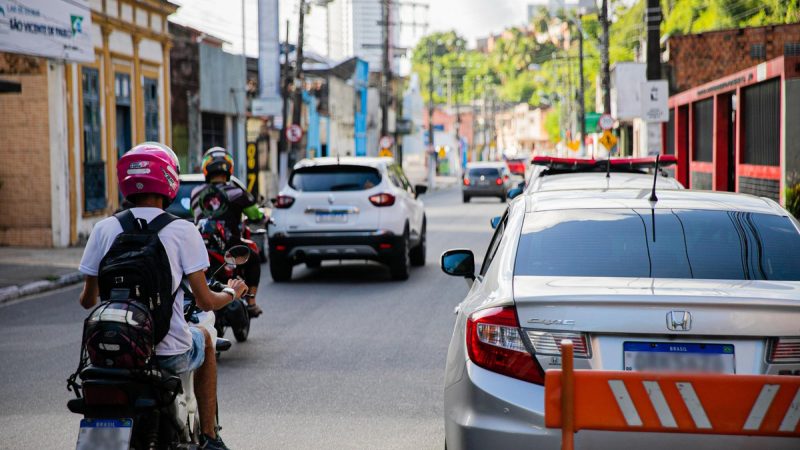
left=201, top=147, right=234, bottom=182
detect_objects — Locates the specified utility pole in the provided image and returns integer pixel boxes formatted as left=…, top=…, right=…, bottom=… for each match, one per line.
left=291, top=0, right=307, bottom=168
left=600, top=0, right=611, bottom=114
left=427, top=42, right=435, bottom=189
left=278, top=21, right=290, bottom=187
left=577, top=13, right=586, bottom=151
left=380, top=0, right=391, bottom=141
left=646, top=0, right=662, bottom=80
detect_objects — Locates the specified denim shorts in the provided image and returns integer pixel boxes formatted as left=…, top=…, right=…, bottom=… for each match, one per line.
left=156, top=327, right=206, bottom=375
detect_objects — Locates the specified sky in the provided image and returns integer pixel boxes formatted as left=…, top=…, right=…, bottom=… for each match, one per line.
left=170, top=0, right=537, bottom=58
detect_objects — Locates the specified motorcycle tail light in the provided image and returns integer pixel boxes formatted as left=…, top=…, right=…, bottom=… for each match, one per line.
left=767, top=337, right=800, bottom=363
left=368, top=193, right=395, bottom=207
left=84, top=385, right=130, bottom=406
left=526, top=331, right=591, bottom=358
left=273, top=195, right=295, bottom=209
left=466, top=306, right=544, bottom=385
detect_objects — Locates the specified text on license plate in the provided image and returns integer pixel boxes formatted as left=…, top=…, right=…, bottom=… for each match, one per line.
left=623, top=342, right=735, bottom=374
left=76, top=418, right=132, bottom=450
left=315, top=212, right=348, bottom=223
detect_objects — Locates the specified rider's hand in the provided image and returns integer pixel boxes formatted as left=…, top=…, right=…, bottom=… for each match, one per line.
left=227, top=278, right=248, bottom=299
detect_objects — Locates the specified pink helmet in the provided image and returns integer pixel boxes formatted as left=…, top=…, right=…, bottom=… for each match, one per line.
left=117, top=142, right=181, bottom=201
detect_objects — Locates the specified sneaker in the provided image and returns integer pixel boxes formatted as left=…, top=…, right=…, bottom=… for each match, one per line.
left=247, top=303, right=263, bottom=318
left=201, top=433, right=230, bottom=450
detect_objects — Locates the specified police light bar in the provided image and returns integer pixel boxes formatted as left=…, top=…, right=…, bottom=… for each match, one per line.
left=532, top=155, right=677, bottom=169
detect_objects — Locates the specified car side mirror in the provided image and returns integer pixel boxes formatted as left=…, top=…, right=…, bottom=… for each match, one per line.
left=490, top=216, right=502, bottom=229
left=507, top=187, right=523, bottom=200
left=414, top=184, right=428, bottom=198
left=441, top=249, right=475, bottom=279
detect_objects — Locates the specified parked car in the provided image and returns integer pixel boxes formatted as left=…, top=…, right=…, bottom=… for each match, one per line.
left=462, top=162, right=513, bottom=203
left=267, top=157, right=427, bottom=282
left=167, top=173, right=267, bottom=263
left=440, top=185, right=800, bottom=450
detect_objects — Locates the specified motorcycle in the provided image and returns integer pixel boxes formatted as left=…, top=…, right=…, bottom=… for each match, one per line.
left=66, top=246, right=249, bottom=450
left=197, top=219, right=257, bottom=343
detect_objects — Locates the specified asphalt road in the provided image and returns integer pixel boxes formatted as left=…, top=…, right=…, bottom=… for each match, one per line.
left=0, top=185, right=507, bottom=450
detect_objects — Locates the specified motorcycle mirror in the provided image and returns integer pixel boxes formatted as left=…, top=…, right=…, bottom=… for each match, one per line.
left=224, top=245, right=251, bottom=266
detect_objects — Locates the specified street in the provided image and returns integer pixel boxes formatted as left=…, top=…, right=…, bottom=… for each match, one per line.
left=0, top=186, right=506, bottom=450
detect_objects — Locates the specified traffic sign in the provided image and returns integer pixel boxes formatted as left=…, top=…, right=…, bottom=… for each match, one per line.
left=599, top=113, right=614, bottom=131
left=641, top=80, right=669, bottom=122
left=566, top=140, right=580, bottom=152
left=378, top=148, right=393, bottom=158
left=599, top=130, right=618, bottom=150
left=379, top=135, right=394, bottom=149
left=285, top=124, right=303, bottom=143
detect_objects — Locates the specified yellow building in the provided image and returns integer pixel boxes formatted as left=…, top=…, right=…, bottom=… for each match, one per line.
left=0, top=0, right=178, bottom=247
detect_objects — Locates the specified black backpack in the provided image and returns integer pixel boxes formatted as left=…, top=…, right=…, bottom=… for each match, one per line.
left=97, top=210, right=180, bottom=344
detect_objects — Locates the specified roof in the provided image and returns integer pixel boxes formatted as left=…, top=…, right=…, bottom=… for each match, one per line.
left=524, top=188, right=786, bottom=216
left=531, top=172, right=684, bottom=192
left=294, top=157, right=394, bottom=169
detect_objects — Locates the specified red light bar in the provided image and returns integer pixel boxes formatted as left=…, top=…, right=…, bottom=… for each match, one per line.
left=532, top=155, right=677, bottom=169
left=609, top=155, right=677, bottom=167
left=531, top=156, right=596, bottom=166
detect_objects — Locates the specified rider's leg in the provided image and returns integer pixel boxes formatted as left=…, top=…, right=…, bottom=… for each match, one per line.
left=194, top=327, right=218, bottom=437
left=242, top=256, right=263, bottom=317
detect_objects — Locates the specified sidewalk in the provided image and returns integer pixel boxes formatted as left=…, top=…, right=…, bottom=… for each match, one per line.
left=0, top=246, right=84, bottom=303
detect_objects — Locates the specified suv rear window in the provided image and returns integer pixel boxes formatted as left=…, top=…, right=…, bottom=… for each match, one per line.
left=514, top=209, right=800, bottom=281
left=468, top=168, right=501, bottom=177
left=289, top=165, right=382, bottom=192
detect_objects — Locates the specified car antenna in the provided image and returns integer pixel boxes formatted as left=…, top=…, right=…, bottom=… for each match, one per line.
left=649, top=154, right=660, bottom=202
left=606, top=156, right=611, bottom=178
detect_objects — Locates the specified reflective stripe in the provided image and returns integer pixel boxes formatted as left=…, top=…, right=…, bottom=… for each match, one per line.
left=779, top=387, right=800, bottom=433
left=643, top=381, right=677, bottom=428
left=608, top=380, right=642, bottom=426
left=676, top=382, right=712, bottom=429
left=743, top=384, right=780, bottom=431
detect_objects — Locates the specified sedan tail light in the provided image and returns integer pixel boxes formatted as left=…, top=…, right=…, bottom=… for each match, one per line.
left=463, top=178, right=471, bottom=186
left=273, top=195, right=295, bottom=209
left=369, top=193, right=395, bottom=207
left=495, top=178, right=503, bottom=185
left=768, top=337, right=800, bottom=363
left=466, top=306, right=544, bottom=385
left=526, top=331, right=591, bottom=358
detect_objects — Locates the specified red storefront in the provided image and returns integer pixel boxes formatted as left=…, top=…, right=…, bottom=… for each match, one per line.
left=665, top=56, right=800, bottom=204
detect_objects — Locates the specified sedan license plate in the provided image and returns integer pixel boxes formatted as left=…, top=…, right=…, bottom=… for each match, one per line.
left=315, top=212, right=348, bottom=223
left=76, top=418, right=132, bottom=450
left=623, top=342, right=735, bottom=374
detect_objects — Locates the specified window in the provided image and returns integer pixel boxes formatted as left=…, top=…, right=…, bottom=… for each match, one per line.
left=468, top=167, right=501, bottom=178
left=750, top=43, right=766, bottom=59
left=692, top=99, right=713, bottom=162
left=514, top=209, right=800, bottom=281
left=480, top=212, right=507, bottom=276
left=202, top=112, right=226, bottom=150
left=82, top=67, right=106, bottom=212
left=289, top=165, right=382, bottom=192
left=143, top=77, right=159, bottom=142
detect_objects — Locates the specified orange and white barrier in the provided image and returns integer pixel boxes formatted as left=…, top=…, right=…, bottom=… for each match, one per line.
left=545, top=340, right=800, bottom=450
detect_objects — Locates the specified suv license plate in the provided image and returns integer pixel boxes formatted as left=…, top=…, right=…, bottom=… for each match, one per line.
left=623, top=342, right=735, bottom=374
left=316, top=212, right=348, bottom=223
left=76, top=418, right=132, bottom=450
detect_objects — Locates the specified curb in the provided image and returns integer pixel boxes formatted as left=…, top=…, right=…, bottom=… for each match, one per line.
left=0, top=271, right=83, bottom=305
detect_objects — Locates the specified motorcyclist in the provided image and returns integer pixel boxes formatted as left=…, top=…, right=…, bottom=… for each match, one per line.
left=78, top=142, right=246, bottom=450
left=191, top=147, right=265, bottom=317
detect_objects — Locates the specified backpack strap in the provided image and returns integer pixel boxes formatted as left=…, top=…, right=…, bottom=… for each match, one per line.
left=113, top=210, right=139, bottom=233
left=147, top=212, right=181, bottom=233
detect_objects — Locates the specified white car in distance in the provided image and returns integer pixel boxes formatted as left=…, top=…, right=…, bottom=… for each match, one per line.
left=267, top=157, right=427, bottom=282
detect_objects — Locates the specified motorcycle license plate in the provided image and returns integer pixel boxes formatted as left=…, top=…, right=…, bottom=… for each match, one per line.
left=76, top=418, right=132, bottom=450
left=315, top=212, right=348, bottom=223
left=623, top=342, right=735, bottom=374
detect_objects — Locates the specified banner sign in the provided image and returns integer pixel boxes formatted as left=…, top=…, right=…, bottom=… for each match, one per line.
left=0, top=0, right=94, bottom=62
left=245, top=141, right=259, bottom=196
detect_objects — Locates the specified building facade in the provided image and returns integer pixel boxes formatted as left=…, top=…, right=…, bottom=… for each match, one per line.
left=0, top=0, right=177, bottom=247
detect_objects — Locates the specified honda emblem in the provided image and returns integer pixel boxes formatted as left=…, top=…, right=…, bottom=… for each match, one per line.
left=666, top=311, right=692, bottom=331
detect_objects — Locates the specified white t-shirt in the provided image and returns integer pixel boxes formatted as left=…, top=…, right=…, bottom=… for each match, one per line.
left=79, top=207, right=210, bottom=356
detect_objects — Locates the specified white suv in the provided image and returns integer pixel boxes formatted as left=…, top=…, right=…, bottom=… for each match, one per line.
left=267, top=157, right=427, bottom=282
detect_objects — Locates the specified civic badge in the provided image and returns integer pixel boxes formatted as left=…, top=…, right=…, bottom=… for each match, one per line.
left=666, top=310, right=692, bottom=331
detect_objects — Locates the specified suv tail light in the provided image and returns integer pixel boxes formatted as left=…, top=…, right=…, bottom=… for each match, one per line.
left=526, top=331, right=591, bottom=358
left=768, top=337, right=800, bottom=363
left=466, top=306, right=544, bottom=384
left=369, top=193, right=395, bottom=207
left=273, top=195, right=295, bottom=209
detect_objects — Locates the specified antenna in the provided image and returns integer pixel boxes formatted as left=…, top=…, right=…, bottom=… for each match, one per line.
left=606, top=157, right=611, bottom=178
left=649, top=155, right=660, bottom=202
